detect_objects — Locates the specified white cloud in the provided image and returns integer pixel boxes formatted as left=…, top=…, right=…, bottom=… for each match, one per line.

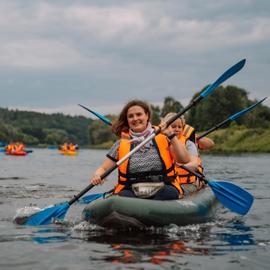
left=64, top=6, right=146, bottom=40
left=0, top=39, right=87, bottom=69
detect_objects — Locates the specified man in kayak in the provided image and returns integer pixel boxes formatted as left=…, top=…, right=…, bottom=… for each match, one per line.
left=90, top=99, right=191, bottom=200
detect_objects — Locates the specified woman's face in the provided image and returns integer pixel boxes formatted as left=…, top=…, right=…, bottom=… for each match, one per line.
left=170, top=118, right=184, bottom=137
left=127, top=105, right=149, bottom=132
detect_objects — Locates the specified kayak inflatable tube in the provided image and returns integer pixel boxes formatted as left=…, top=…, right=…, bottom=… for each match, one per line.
left=6, top=151, right=27, bottom=156
left=60, top=150, right=78, bottom=156
left=82, top=187, right=218, bottom=229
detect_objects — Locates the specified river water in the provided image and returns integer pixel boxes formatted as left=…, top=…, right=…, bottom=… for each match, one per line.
left=0, top=149, right=269, bottom=270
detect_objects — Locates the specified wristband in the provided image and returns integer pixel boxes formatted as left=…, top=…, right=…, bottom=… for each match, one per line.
left=167, top=133, right=176, bottom=140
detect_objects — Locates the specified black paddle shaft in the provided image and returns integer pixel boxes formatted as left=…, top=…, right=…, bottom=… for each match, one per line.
left=68, top=164, right=118, bottom=205
left=197, top=118, right=230, bottom=140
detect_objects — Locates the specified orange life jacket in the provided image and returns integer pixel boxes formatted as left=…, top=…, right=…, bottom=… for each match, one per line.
left=61, top=143, right=68, bottom=151
left=114, top=130, right=182, bottom=194
left=15, top=143, right=25, bottom=152
left=69, top=144, right=76, bottom=151
left=5, top=144, right=13, bottom=153
left=176, top=124, right=204, bottom=184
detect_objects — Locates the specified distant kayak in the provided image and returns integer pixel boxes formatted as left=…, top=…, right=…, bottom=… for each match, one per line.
left=4, top=142, right=29, bottom=156
left=82, top=187, right=218, bottom=229
left=60, top=150, right=78, bottom=156
left=2, top=149, right=32, bottom=154
left=5, top=151, right=27, bottom=156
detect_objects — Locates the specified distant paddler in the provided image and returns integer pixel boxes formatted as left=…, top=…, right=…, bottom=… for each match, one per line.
left=59, top=142, right=78, bottom=156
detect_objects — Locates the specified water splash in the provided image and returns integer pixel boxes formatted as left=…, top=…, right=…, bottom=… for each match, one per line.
left=13, top=206, right=42, bottom=225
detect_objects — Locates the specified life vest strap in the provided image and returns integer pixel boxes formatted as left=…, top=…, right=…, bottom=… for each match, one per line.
left=119, top=165, right=175, bottom=178
left=119, top=175, right=176, bottom=187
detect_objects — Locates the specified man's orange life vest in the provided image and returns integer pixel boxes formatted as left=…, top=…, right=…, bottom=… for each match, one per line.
left=114, top=131, right=182, bottom=194
left=176, top=124, right=203, bottom=184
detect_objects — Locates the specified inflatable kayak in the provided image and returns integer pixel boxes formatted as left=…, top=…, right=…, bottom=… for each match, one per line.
left=60, top=150, right=78, bottom=156
left=5, top=151, right=27, bottom=156
left=82, top=187, right=218, bottom=229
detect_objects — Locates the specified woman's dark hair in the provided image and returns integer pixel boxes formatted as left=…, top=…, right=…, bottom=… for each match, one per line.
left=112, top=100, right=152, bottom=136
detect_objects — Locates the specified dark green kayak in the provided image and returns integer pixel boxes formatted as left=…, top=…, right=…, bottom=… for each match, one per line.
left=82, top=187, right=218, bottom=229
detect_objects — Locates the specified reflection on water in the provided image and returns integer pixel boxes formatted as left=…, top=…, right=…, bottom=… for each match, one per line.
left=32, top=227, right=72, bottom=244
left=219, top=220, right=255, bottom=246
left=67, top=219, right=255, bottom=267
left=87, top=232, right=211, bottom=265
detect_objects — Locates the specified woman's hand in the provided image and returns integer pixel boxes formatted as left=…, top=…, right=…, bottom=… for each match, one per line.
left=196, top=136, right=215, bottom=150
left=159, top=119, right=174, bottom=137
left=89, top=158, right=116, bottom=186
left=90, top=173, right=103, bottom=186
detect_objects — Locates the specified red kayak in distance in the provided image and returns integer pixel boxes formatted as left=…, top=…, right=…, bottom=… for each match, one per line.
left=5, top=151, right=27, bottom=156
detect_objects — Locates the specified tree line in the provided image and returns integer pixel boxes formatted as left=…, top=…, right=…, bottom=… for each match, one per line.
left=1, top=85, right=269, bottom=147
left=0, top=109, right=92, bottom=146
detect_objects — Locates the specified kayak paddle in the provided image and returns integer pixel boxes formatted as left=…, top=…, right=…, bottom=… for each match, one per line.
left=180, top=165, right=253, bottom=215
left=23, top=59, right=246, bottom=225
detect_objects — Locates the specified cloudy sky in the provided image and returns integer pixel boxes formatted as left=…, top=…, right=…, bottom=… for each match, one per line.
left=0, top=0, right=269, bottom=117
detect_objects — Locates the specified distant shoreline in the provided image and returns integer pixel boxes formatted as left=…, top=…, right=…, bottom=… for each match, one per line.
left=89, top=126, right=270, bottom=153
left=2, top=126, right=269, bottom=154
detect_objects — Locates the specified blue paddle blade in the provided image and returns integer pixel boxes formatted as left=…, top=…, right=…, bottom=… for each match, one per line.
left=208, top=180, right=253, bottom=215
left=200, top=59, right=246, bottom=98
left=79, top=193, right=104, bottom=204
left=25, top=202, right=70, bottom=226
left=229, top=97, right=267, bottom=121
left=78, top=104, right=112, bottom=126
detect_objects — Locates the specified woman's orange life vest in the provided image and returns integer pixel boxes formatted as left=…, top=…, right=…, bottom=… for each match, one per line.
left=114, top=130, right=182, bottom=194
left=175, top=124, right=203, bottom=184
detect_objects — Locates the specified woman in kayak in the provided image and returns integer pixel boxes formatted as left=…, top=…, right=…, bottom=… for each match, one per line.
left=90, top=99, right=190, bottom=200
left=163, top=113, right=214, bottom=195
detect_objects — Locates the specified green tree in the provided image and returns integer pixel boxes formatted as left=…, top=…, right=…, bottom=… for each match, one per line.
left=161, top=96, right=183, bottom=117
left=151, top=105, right=161, bottom=125
left=242, top=102, right=270, bottom=128
left=187, top=85, right=250, bottom=130
left=0, top=107, right=92, bottom=146
left=44, top=129, right=70, bottom=145
left=89, top=120, right=114, bottom=145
